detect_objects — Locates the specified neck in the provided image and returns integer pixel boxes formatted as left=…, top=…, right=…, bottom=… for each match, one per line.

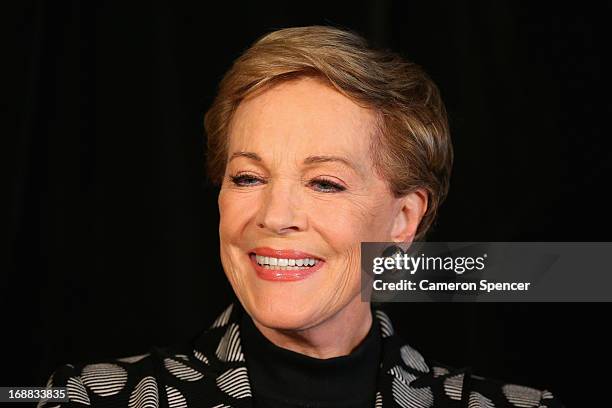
left=251, top=296, right=372, bottom=359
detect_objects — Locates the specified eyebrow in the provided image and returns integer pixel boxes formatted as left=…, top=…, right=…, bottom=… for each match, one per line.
left=228, top=151, right=363, bottom=175
left=302, top=155, right=360, bottom=172
left=229, top=151, right=262, bottom=162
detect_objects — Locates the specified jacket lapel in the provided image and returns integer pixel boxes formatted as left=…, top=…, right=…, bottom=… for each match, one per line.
left=191, top=303, right=471, bottom=408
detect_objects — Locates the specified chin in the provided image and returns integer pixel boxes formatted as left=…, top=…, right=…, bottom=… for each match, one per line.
left=243, top=289, right=330, bottom=331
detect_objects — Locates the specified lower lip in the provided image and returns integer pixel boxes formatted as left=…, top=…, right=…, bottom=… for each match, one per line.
left=249, top=254, right=324, bottom=281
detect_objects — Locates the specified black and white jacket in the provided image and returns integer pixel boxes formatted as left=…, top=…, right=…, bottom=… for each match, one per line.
left=39, top=302, right=564, bottom=408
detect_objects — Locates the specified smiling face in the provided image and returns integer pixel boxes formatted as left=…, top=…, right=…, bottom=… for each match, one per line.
left=218, top=76, right=411, bottom=332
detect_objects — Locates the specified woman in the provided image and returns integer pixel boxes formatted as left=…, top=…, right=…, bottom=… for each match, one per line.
left=41, top=26, right=563, bottom=408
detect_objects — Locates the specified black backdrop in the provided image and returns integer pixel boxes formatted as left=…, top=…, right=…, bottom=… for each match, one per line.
left=6, top=1, right=611, bottom=406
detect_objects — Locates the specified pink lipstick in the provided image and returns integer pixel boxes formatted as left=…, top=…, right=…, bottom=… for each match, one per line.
left=248, top=247, right=325, bottom=281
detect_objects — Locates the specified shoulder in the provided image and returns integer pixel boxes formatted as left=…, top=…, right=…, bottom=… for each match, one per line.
left=37, top=304, right=244, bottom=408
left=374, top=308, right=565, bottom=408
left=381, top=347, right=565, bottom=407
left=37, top=345, right=216, bottom=408
left=38, top=351, right=155, bottom=408
left=427, top=361, right=565, bottom=408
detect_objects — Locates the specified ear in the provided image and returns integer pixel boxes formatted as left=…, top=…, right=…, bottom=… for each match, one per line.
left=390, top=189, right=429, bottom=243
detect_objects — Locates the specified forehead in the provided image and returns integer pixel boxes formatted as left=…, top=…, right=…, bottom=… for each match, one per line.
left=227, top=77, right=377, bottom=163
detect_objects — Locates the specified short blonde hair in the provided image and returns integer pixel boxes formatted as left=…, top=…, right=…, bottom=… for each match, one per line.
left=204, top=26, right=453, bottom=239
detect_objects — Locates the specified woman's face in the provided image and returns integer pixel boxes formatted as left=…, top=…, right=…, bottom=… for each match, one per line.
left=218, top=76, right=413, bottom=331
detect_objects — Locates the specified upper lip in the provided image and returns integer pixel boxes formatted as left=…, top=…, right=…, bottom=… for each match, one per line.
left=249, top=247, right=323, bottom=260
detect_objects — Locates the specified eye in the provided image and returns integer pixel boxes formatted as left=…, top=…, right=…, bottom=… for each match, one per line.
left=229, top=173, right=265, bottom=187
left=309, top=177, right=346, bottom=193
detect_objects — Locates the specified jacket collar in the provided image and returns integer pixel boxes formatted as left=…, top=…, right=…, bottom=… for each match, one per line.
left=174, top=302, right=471, bottom=408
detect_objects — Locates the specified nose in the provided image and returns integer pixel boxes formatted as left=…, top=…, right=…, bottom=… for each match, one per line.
left=255, top=180, right=307, bottom=235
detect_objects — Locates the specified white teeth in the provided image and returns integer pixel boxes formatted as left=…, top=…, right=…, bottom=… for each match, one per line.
left=254, top=254, right=320, bottom=269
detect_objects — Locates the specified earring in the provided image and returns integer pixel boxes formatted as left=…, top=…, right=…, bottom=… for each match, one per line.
left=382, top=244, right=404, bottom=259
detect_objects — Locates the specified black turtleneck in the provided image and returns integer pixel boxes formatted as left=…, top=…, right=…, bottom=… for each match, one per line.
left=240, top=310, right=381, bottom=408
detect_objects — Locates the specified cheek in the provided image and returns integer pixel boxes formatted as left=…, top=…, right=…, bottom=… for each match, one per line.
left=311, top=196, right=392, bottom=286
left=218, top=189, right=259, bottom=241
left=311, top=194, right=394, bottom=248
left=218, top=190, right=259, bottom=296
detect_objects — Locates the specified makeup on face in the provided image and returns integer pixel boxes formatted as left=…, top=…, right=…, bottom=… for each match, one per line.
left=248, top=247, right=325, bottom=281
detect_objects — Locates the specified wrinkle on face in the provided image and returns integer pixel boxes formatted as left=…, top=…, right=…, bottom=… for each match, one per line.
left=218, top=76, right=404, bottom=351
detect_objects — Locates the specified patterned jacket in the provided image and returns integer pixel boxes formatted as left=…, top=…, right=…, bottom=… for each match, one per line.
left=40, top=302, right=564, bottom=408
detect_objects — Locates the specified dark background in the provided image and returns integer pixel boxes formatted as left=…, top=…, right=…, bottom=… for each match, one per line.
left=6, top=1, right=611, bottom=405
